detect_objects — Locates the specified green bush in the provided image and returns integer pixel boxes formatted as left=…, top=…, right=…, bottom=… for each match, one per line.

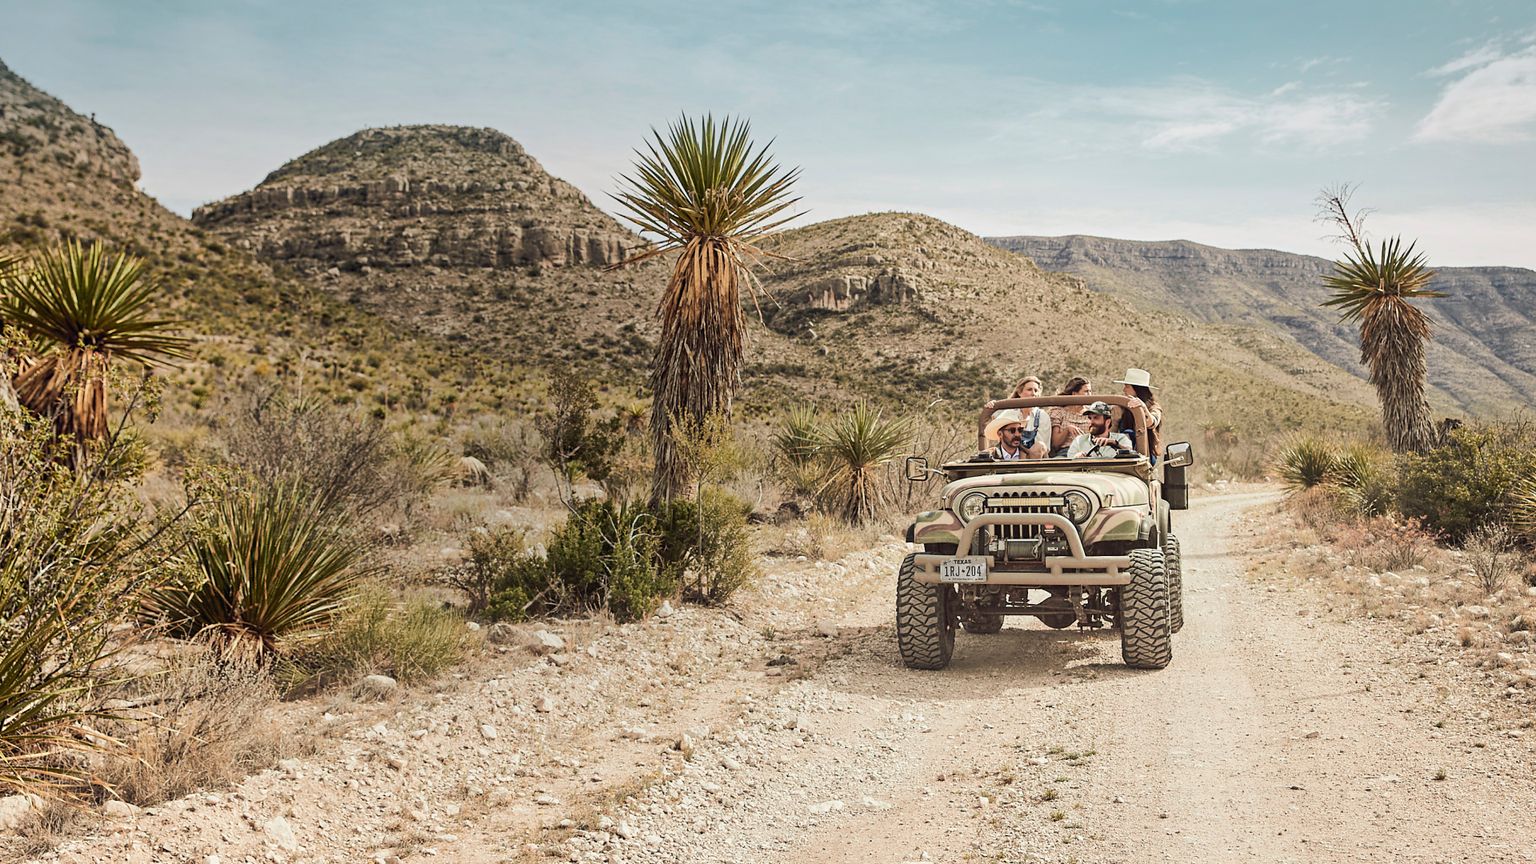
left=472, top=499, right=677, bottom=624
left=1397, top=419, right=1536, bottom=542
left=0, top=406, right=167, bottom=797
left=655, top=490, right=758, bottom=606
left=283, top=585, right=467, bottom=693
left=1275, top=436, right=1336, bottom=494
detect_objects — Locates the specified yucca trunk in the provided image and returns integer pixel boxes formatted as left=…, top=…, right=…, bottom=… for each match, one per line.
left=11, top=348, right=109, bottom=442
left=1360, top=302, right=1435, bottom=453
left=650, top=237, right=746, bottom=503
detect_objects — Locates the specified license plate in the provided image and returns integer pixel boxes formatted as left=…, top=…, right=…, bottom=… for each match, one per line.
left=939, top=556, right=988, bottom=583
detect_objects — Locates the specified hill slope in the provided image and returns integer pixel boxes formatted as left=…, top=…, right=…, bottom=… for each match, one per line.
left=986, top=235, right=1536, bottom=416
left=0, top=58, right=526, bottom=422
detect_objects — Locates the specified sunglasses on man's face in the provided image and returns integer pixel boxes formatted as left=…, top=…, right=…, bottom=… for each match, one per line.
left=1000, top=426, right=1023, bottom=436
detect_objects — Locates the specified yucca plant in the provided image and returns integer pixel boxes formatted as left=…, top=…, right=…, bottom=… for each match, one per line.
left=1329, top=442, right=1396, bottom=518
left=145, top=483, right=375, bottom=660
left=1317, top=187, right=1445, bottom=454
left=770, top=406, right=825, bottom=501
left=0, top=241, right=189, bottom=447
left=612, top=115, right=802, bottom=503
left=1275, top=435, right=1336, bottom=494
left=816, top=402, right=912, bottom=525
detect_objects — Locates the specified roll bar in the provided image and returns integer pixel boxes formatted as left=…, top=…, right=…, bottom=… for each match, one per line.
left=977, top=395, right=1150, bottom=456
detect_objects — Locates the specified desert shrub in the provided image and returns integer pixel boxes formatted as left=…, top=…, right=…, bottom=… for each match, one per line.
left=813, top=402, right=912, bottom=525
left=0, top=404, right=170, bottom=798
left=771, top=406, right=825, bottom=501
left=144, top=482, right=377, bottom=659
left=220, top=389, right=450, bottom=525
left=1512, top=476, right=1536, bottom=546
left=461, top=416, right=540, bottom=501
left=97, top=653, right=286, bottom=806
left=283, top=585, right=468, bottom=692
left=1463, top=523, right=1515, bottom=597
left=1276, top=436, right=1336, bottom=494
left=455, top=526, right=545, bottom=617
left=534, top=370, right=626, bottom=497
left=1329, top=442, right=1397, bottom=518
left=477, top=499, right=676, bottom=624
left=655, top=489, right=758, bottom=605
left=1397, top=419, right=1536, bottom=542
left=1372, top=517, right=1437, bottom=573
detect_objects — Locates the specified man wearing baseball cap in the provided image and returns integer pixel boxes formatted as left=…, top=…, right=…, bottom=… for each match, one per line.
left=1067, top=401, right=1133, bottom=459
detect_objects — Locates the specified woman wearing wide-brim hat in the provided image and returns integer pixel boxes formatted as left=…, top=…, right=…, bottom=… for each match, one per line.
left=1113, top=368, right=1163, bottom=458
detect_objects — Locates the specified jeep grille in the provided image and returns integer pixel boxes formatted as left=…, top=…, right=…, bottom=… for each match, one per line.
left=984, top=491, right=1067, bottom=541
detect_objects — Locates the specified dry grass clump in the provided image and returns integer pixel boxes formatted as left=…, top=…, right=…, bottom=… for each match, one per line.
left=281, top=585, right=471, bottom=694
left=97, top=653, right=292, bottom=806
left=1464, top=524, right=1516, bottom=597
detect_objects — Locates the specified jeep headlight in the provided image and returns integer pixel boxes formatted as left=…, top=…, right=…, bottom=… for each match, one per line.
left=1063, top=490, right=1093, bottom=524
left=958, top=492, right=988, bottom=523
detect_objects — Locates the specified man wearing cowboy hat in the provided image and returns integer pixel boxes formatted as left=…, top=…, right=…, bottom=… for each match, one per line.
left=1067, top=401, right=1133, bottom=458
left=983, top=408, right=1049, bottom=460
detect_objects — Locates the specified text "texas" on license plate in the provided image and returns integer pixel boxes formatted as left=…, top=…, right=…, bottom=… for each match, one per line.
left=939, top=556, right=988, bottom=583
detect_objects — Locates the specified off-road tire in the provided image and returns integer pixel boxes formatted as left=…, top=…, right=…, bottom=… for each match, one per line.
left=1119, top=547, right=1172, bottom=669
left=896, top=553, right=956, bottom=669
left=1164, top=534, right=1184, bottom=634
left=959, top=607, right=1004, bottom=634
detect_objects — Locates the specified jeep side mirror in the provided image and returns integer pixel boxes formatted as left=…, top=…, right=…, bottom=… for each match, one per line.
left=904, top=455, right=930, bottom=482
left=1164, top=442, right=1194, bottom=468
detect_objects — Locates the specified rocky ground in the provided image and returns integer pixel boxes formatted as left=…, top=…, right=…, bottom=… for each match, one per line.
left=20, top=490, right=1536, bottom=863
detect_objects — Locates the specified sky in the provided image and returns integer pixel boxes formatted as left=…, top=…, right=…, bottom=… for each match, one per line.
left=2, top=0, right=1534, bottom=267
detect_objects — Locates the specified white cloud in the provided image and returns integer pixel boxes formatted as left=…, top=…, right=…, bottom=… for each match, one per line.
left=1416, top=43, right=1536, bottom=142
left=1072, top=81, right=1384, bottom=153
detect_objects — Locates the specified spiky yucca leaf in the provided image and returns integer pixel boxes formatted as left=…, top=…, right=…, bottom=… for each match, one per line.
left=1321, top=235, right=1444, bottom=454
left=145, top=483, right=375, bottom=659
left=1513, top=476, right=1536, bottom=546
left=1275, top=436, right=1336, bottom=494
left=815, top=402, right=912, bottom=525
left=2, top=242, right=189, bottom=444
left=611, top=115, right=802, bottom=502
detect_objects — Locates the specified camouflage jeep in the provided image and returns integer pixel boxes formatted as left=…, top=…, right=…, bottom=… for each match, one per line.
left=897, top=395, right=1194, bottom=670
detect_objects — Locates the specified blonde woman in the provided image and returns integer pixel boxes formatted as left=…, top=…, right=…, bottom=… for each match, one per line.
left=984, top=376, right=1050, bottom=458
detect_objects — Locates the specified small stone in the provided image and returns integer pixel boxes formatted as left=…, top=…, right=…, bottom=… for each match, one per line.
left=533, top=630, right=566, bottom=653
left=536, top=696, right=555, bottom=713
left=615, top=820, right=637, bottom=839
left=355, top=674, right=398, bottom=700
left=487, top=622, right=519, bottom=644
left=807, top=799, right=844, bottom=814
left=102, top=799, right=139, bottom=819
left=816, top=622, right=839, bottom=638
left=656, top=601, right=676, bottom=619
left=860, top=796, right=892, bottom=810
left=1303, top=730, right=1321, bottom=739
left=0, top=794, right=39, bottom=831
left=387, top=754, right=408, bottom=770
left=1465, top=605, right=1492, bottom=620
left=535, top=793, right=562, bottom=806
left=465, top=621, right=480, bottom=631
left=480, top=723, right=498, bottom=740
left=263, top=815, right=299, bottom=851
left=766, top=654, right=797, bottom=667
left=676, top=733, right=696, bottom=759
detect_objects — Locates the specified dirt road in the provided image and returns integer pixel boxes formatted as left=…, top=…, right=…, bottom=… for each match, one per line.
left=36, top=491, right=1536, bottom=864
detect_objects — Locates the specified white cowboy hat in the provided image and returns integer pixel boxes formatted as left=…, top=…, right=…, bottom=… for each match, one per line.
left=984, top=408, right=1026, bottom=442
left=1113, top=368, right=1153, bottom=389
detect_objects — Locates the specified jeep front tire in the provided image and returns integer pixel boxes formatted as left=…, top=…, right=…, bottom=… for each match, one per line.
left=1118, top=547, right=1172, bottom=669
left=897, top=553, right=956, bottom=669
left=1164, top=534, right=1184, bottom=634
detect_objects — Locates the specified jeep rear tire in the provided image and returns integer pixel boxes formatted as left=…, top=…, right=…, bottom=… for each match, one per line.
left=897, top=553, right=956, bottom=669
left=1118, top=548, right=1172, bottom=669
left=959, top=607, right=1004, bottom=634
left=1164, top=534, right=1184, bottom=634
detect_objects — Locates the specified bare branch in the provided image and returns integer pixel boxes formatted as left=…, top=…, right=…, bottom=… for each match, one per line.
left=1314, top=182, right=1372, bottom=256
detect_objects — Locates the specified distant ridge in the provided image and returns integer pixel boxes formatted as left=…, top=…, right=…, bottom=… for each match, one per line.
left=987, top=234, right=1536, bottom=416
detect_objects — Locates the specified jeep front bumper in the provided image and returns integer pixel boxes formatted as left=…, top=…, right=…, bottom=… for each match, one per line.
left=910, top=512, right=1132, bottom=586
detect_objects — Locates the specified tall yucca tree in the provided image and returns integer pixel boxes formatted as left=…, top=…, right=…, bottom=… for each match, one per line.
left=0, top=241, right=190, bottom=445
left=612, top=115, right=802, bottom=502
left=1317, top=187, right=1446, bottom=454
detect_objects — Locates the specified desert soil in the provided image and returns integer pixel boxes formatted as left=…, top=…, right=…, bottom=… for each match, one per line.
left=32, top=490, right=1536, bottom=864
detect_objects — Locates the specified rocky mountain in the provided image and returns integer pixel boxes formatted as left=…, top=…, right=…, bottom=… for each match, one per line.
left=0, top=57, right=520, bottom=423
left=986, top=235, right=1536, bottom=417
left=192, top=125, right=637, bottom=272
